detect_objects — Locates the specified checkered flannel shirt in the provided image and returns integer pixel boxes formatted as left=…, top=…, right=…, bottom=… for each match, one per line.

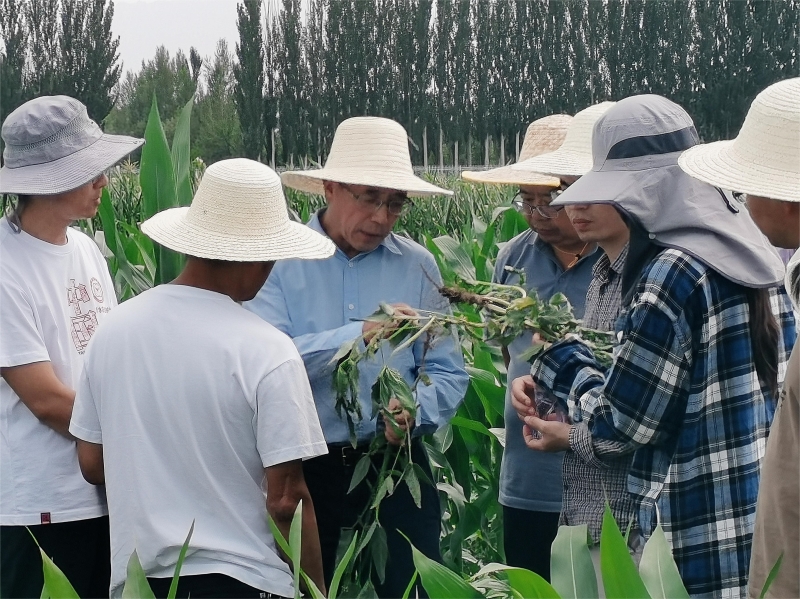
left=532, top=248, right=796, bottom=596
left=560, top=245, right=636, bottom=544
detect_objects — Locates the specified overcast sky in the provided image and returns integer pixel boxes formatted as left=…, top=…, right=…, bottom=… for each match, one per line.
left=114, top=0, right=240, bottom=75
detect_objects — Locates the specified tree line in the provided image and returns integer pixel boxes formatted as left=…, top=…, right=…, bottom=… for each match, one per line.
left=2, top=0, right=798, bottom=167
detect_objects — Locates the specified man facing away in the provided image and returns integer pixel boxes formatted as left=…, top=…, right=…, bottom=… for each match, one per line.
left=462, top=113, right=601, bottom=579
left=0, top=95, right=142, bottom=598
left=69, top=159, right=334, bottom=598
left=679, top=77, right=800, bottom=598
left=245, top=116, right=469, bottom=598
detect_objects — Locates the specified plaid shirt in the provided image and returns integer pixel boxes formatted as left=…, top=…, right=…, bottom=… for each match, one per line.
left=561, top=245, right=636, bottom=544
left=533, top=249, right=796, bottom=597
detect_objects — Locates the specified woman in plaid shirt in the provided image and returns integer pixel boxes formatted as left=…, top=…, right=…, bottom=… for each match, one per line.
left=513, top=95, right=796, bottom=597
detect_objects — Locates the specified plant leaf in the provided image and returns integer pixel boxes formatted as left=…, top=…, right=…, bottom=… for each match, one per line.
left=289, top=501, right=303, bottom=599
left=121, top=549, right=156, bottom=599
left=167, top=520, right=195, bottom=599
left=347, top=454, right=372, bottom=494
left=432, top=235, right=477, bottom=281
left=171, top=96, right=194, bottom=207
left=28, top=528, right=80, bottom=599
left=599, top=504, right=650, bottom=598
left=404, top=462, right=422, bottom=508
left=405, top=533, right=483, bottom=598
left=759, top=552, right=784, bottom=599
left=550, top=524, right=598, bottom=599
left=638, top=523, right=689, bottom=599
left=329, top=533, right=359, bottom=598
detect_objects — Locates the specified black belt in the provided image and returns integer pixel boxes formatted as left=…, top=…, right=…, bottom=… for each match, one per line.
left=326, top=442, right=372, bottom=467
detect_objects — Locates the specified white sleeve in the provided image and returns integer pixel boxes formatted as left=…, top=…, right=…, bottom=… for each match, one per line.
left=255, top=357, right=328, bottom=468
left=69, top=365, right=103, bottom=443
left=0, top=277, right=49, bottom=368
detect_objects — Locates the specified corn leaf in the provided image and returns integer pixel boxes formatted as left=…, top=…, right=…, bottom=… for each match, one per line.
left=432, top=235, right=477, bottom=281
left=472, top=563, right=561, bottom=598
left=328, top=533, right=359, bottom=598
left=121, top=550, right=156, bottom=599
left=550, top=524, right=598, bottom=599
left=167, top=521, right=195, bottom=599
left=171, top=96, right=195, bottom=207
left=38, top=548, right=80, bottom=599
left=759, top=552, right=784, bottom=599
left=289, top=501, right=303, bottom=599
left=406, top=534, right=483, bottom=598
left=638, top=523, right=689, bottom=599
left=599, top=504, right=650, bottom=598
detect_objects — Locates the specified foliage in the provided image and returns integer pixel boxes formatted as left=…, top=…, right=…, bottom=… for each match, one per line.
left=233, top=0, right=266, bottom=160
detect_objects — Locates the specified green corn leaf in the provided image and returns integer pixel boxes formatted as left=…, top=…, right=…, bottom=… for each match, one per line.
left=299, top=573, right=325, bottom=599
left=506, top=568, right=562, bottom=598
left=121, top=550, right=156, bottom=599
left=450, top=415, right=495, bottom=438
left=432, top=235, right=477, bottom=282
left=268, top=515, right=291, bottom=558
left=29, top=528, right=80, bottom=599
left=328, top=533, right=359, bottom=598
left=289, top=501, right=303, bottom=599
left=638, top=523, right=689, bottom=599
left=171, top=96, right=194, bottom=207
left=550, top=524, right=598, bottom=599
left=599, top=504, right=650, bottom=599
left=347, top=454, right=372, bottom=493
left=400, top=572, right=419, bottom=599
left=405, top=534, right=483, bottom=598
left=167, top=521, right=195, bottom=599
left=759, top=552, right=784, bottom=599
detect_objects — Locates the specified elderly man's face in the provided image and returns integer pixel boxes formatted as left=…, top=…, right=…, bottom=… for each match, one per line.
left=517, top=184, right=583, bottom=249
left=746, top=194, right=800, bottom=249
left=321, top=182, right=410, bottom=258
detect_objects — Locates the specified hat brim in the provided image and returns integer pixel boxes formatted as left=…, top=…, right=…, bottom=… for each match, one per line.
left=678, top=140, right=800, bottom=203
left=461, top=166, right=560, bottom=187
left=141, top=207, right=336, bottom=262
left=281, top=168, right=453, bottom=197
left=0, top=133, right=144, bottom=195
left=510, top=149, right=593, bottom=178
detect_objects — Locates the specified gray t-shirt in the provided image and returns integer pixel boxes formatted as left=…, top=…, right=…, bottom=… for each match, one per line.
left=494, top=230, right=599, bottom=512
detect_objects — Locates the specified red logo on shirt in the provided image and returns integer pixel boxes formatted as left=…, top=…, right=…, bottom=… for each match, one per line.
left=67, top=279, right=100, bottom=353
left=90, top=277, right=104, bottom=303
left=40, top=512, right=51, bottom=524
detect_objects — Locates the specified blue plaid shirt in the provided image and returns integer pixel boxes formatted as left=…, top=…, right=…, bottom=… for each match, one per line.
left=532, top=249, right=796, bottom=597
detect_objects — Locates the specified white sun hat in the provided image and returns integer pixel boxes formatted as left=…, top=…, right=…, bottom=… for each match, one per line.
left=281, top=116, right=453, bottom=197
left=678, top=77, right=800, bottom=203
left=0, top=95, right=143, bottom=195
left=786, top=248, right=800, bottom=311
left=462, top=114, right=572, bottom=186
left=141, top=158, right=335, bottom=262
left=511, top=102, right=616, bottom=177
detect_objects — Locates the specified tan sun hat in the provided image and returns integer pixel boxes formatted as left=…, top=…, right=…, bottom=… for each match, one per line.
left=141, top=158, right=335, bottom=262
left=462, top=114, right=572, bottom=186
left=281, top=116, right=452, bottom=197
left=678, top=77, right=800, bottom=203
left=511, top=102, right=616, bottom=177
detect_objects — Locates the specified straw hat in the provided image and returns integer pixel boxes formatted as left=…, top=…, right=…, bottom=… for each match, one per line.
left=0, top=95, right=143, bottom=195
left=281, top=117, right=452, bottom=197
left=678, top=77, right=800, bottom=202
left=141, top=158, right=335, bottom=262
left=551, top=95, right=784, bottom=288
left=786, top=248, right=800, bottom=311
left=511, top=102, right=616, bottom=177
left=461, top=115, right=571, bottom=186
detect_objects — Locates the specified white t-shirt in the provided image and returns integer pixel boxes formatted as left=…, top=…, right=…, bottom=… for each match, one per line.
left=69, top=285, right=328, bottom=598
left=0, top=217, right=115, bottom=525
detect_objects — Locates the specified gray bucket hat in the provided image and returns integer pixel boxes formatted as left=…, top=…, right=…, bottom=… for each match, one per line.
left=0, top=95, right=144, bottom=195
left=552, top=94, right=785, bottom=288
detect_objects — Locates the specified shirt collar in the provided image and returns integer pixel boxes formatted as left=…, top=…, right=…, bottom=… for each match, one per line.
left=308, top=210, right=403, bottom=257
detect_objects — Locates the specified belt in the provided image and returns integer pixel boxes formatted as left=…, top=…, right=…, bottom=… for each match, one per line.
left=327, top=442, right=372, bottom=467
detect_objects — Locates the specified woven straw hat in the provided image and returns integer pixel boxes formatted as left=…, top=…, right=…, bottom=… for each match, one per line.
left=141, top=159, right=335, bottom=262
left=0, top=95, right=143, bottom=195
left=462, top=115, right=571, bottom=186
left=678, top=77, right=800, bottom=202
left=281, top=117, right=452, bottom=197
left=511, top=102, right=616, bottom=177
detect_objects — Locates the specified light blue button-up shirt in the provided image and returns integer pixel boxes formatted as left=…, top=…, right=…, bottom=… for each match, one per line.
left=244, top=212, right=469, bottom=445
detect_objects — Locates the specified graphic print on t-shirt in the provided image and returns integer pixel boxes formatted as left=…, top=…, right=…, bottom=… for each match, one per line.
left=67, top=278, right=101, bottom=352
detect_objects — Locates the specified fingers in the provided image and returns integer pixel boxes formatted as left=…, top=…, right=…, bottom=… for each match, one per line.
left=510, top=375, right=537, bottom=420
left=522, top=415, right=571, bottom=452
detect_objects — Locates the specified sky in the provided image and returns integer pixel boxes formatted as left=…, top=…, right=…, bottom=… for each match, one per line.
left=114, top=0, right=241, bottom=75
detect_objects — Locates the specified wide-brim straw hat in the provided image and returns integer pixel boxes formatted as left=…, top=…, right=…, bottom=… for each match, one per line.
left=0, top=95, right=143, bottom=195
left=462, top=115, right=572, bottom=186
left=551, top=95, right=784, bottom=288
left=786, top=249, right=800, bottom=311
left=511, top=102, right=616, bottom=177
left=281, top=116, right=453, bottom=197
left=141, top=158, right=335, bottom=262
left=678, top=77, right=800, bottom=203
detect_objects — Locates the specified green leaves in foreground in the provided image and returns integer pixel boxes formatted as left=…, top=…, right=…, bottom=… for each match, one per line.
left=33, top=531, right=80, bottom=599
left=550, top=524, right=597, bottom=599
left=638, top=523, right=689, bottom=599
left=406, top=535, right=482, bottom=598
left=599, top=504, right=650, bottom=599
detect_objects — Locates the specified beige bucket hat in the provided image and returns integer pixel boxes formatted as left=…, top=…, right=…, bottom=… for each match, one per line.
left=281, top=116, right=452, bottom=197
left=141, top=158, right=335, bottom=262
left=461, top=114, right=572, bottom=186
left=678, top=77, right=800, bottom=203
left=511, top=102, right=616, bottom=177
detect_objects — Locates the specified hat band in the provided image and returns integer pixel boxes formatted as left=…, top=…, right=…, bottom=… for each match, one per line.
left=606, top=126, right=699, bottom=160
left=3, top=111, right=103, bottom=168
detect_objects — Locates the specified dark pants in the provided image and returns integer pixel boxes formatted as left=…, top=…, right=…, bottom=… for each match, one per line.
left=502, top=505, right=560, bottom=582
left=1, top=516, right=111, bottom=599
left=303, top=439, right=441, bottom=598
left=147, top=574, right=288, bottom=599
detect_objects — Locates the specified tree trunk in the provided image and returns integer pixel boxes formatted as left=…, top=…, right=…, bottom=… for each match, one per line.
left=423, top=125, right=428, bottom=170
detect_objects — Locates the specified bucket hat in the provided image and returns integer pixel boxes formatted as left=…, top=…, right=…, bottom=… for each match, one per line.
left=786, top=249, right=800, bottom=312
left=141, top=158, right=335, bottom=262
left=0, top=95, right=143, bottom=195
left=281, top=117, right=452, bottom=197
left=551, top=94, right=784, bottom=288
left=678, top=77, right=800, bottom=203
left=511, top=102, right=615, bottom=177
left=461, top=115, right=571, bottom=186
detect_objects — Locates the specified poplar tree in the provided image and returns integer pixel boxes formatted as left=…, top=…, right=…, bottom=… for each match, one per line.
left=234, top=0, right=266, bottom=159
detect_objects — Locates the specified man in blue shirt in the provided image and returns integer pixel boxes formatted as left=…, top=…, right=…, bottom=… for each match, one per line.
left=245, top=116, right=469, bottom=598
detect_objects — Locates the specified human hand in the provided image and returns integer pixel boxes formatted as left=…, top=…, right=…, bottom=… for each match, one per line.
left=510, top=375, right=538, bottom=421
left=522, top=415, right=571, bottom=452
left=363, top=303, right=419, bottom=345
left=383, top=397, right=415, bottom=446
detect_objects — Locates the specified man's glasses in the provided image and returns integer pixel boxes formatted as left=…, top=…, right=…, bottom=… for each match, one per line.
left=342, top=184, right=414, bottom=217
left=512, top=196, right=564, bottom=219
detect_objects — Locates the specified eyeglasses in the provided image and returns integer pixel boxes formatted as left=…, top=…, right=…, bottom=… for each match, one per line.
left=512, top=195, right=564, bottom=219
left=342, top=184, right=414, bottom=217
